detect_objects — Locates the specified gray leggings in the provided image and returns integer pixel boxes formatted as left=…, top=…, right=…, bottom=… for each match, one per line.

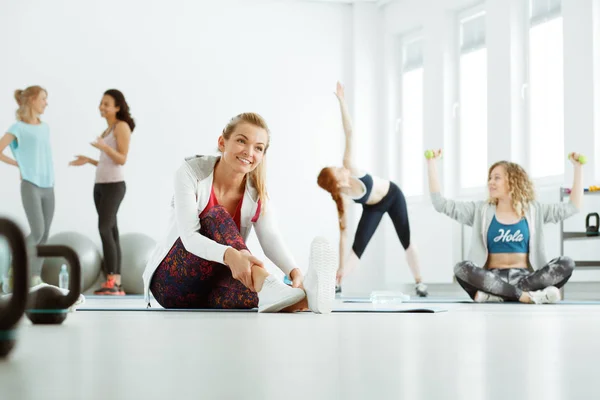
left=454, top=257, right=575, bottom=301
left=21, top=180, right=55, bottom=276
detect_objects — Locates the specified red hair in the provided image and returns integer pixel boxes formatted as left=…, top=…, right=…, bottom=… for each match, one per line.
left=317, top=167, right=346, bottom=230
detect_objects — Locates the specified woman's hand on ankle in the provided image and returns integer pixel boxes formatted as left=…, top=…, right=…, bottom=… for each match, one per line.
left=289, top=268, right=304, bottom=288
left=224, top=248, right=264, bottom=291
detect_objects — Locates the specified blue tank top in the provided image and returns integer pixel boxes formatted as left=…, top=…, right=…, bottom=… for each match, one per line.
left=352, top=173, right=373, bottom=204
left=487, top=215, right=530, bottom=254
left=7, top=121, right=54, bottom=188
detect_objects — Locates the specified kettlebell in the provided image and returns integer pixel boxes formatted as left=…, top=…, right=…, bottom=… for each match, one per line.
left=0, top=218, right=28, bottom=358
left=26, top=245, right=81, bottom=325
left=585, top=212, right=599, bottom=236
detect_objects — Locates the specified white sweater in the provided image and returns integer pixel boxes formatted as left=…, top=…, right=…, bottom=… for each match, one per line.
left=142, top=155, right=298, bottom=303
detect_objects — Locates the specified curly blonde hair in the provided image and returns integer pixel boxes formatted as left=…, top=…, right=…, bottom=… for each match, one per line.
left=487, top=161, right=535, bottom=218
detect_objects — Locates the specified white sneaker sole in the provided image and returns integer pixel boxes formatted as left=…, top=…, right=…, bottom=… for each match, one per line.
left=258, top=289, right=305, bottom=313
left=307, top=237, right=337, bottom=314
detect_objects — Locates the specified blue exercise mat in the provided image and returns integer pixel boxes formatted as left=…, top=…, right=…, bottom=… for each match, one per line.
left=77, top=305, right=446, bottom=313
left=341, top=297, right=600, bottom=305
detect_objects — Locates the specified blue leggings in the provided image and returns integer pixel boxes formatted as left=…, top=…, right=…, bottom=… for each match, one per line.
left=352, top=182, right=410, bottom=258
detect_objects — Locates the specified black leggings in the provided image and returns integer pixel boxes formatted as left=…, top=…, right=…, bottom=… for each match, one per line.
left=352, top=182, right=410, bottom=258
left=94, top=182, right=126, bottom=275
left=454, top=257, right=575, bottom=301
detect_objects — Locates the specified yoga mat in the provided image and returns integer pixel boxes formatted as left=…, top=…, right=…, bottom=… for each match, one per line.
left=341, top=297, right=600, bottom=305
left=76, top=306, right=446, bottom=313
left=342, top=297, right=470, bottom=304
left=85, top=294, right=145, bottom=300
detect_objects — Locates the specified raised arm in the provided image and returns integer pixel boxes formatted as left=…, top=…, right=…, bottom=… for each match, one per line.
left=0, top=134, right=18, bottom=167
left=542, top=153, right=585, bottom=223
left=567, top=152, right=584, bottom=210
left=425, top=149, right=477, bottom=226
left=335, top=82, right=359, bottom=174
left=426, top=149, right=443, bottom=194
left=91, top=122, right=131, bottom=166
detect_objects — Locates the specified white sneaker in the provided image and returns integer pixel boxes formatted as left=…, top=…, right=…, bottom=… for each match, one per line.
left=529, top=286, right=561, bottom=304
left=258, top=275, right=305, bottom=313
left=474, top=291, right=504, bottom=303
left=304, top=237, right=337, bottom=314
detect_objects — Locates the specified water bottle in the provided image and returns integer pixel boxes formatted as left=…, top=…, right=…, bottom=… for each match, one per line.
left=370, top=290, right=410, bottom=305
left=58, top=264, right=69, bottom=290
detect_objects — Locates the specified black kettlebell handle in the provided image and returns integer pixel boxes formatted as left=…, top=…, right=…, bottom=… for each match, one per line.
left=586, top=213, right=600, bottom=230
left=36, top=245, right=81, bottom=310
left=0, top=219, right=28, bottom=330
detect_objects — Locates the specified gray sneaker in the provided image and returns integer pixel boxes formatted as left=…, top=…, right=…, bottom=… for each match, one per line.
left=415, top=282, right=429, bottom=297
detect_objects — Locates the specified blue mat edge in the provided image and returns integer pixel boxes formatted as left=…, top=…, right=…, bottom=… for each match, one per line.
left=76, top=307, right=446, bottom=313
left=341, top=297, right=600, bottom=305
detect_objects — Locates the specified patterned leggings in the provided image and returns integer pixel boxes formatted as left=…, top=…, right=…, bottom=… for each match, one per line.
left=454, top=257, right=575, bottom=301
left=150, top=206, right=258, bottom=309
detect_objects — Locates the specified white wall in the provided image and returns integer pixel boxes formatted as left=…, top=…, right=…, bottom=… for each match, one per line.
left=381, top=0, right=600, bottom=286
left=0, top=0, right=353, bottom=279
left=3, top=0, right=600, bottom=294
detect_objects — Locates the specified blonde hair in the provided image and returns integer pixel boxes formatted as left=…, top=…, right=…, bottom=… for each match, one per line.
left=221, top=113, right=270, bottom=209
left=487, top=161, right=535, bottom=218
left=14, top=86, right=46, bottom=122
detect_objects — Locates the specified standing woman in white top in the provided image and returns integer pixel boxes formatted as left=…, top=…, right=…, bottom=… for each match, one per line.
left=0, top=86, right=54, bottom=286
left=70, top=89, right=135, bottom=295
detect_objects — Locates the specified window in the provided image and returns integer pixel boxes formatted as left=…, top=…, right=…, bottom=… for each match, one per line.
left=458, top=9, right=487, bottom=189
left=401, top=36, right=424, bottom=196
left=528, top=0, right=563, bottom=178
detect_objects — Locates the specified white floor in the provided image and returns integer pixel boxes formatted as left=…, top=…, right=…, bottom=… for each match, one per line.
left=2, top=293, right=600, bottom=400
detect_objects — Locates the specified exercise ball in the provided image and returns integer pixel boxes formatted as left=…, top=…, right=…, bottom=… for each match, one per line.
left=120, top=233, right=156, bottom=294
left=41, top=232, right=102, bottom=292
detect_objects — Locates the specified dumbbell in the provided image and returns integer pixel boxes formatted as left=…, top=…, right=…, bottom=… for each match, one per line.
left=567, top=153, right=587, bottom=164
left=424, top=150, right=442, bottom=160
left=25, top=245, right=81, bottom=325
left=0, top=218, right=28, bottom=358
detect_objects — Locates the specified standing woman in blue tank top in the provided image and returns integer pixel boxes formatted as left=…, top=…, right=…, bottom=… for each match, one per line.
left=317, top=82, right=428, bottom=297
left=0, top=86, right=54, bottom=287
left=69, top=90, right=134, bottom=295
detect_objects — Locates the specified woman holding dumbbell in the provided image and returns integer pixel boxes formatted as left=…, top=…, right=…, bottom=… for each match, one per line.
left=317, top=82, right=428, bottom=297
left=425, top=150, right=584, bottom=303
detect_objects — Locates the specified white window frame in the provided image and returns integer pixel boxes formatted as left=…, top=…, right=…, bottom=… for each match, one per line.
left=524, top=0, right=565, bottom=186
left=456, top=3, right=488, bottom=197
left=398, top=30, right=425, bottom=201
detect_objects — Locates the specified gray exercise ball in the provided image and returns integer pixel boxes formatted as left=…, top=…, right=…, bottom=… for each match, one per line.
left=41, top=232, right=102, bottom=292
left=120, top=233, right=156, bottom=294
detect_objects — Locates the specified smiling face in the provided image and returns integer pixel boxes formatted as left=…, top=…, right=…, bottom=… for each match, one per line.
left=218, top=122, right=268, bottom=174
left=488, top=165, right=510, bottom=201
left=99, top=94, right=120, bottom=119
